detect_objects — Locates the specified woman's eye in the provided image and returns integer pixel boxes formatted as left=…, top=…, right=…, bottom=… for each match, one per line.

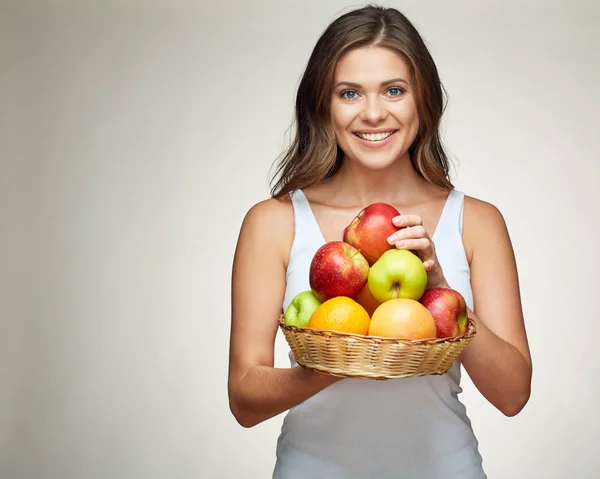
left=387, top=87, right=404, bottom=97
left=340, top=90, right=358, bottom=100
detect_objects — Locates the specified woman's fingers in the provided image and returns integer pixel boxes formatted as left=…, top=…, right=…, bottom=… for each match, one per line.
left=390, top=214, right=447, bottom=289
left=387, top=224, right=427, bottom=245
left=393, top=237, right=431, bottom=251
left=391, top=214, right=423, bottom=228
left=422, top=260, right=435, bottom=271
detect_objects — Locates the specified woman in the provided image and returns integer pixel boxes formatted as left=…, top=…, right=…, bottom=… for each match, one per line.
left=228, top=5, right=532, bottom=478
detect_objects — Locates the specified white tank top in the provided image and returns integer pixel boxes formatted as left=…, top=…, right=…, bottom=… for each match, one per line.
left=273, top=189, right=487, bottom=479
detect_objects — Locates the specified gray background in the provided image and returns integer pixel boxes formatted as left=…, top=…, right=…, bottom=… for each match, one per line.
left=2, top=0, right=599, bottom=478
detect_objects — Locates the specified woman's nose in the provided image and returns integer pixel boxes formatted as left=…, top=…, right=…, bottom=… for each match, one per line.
left=360, top=95, right=387, bottom=123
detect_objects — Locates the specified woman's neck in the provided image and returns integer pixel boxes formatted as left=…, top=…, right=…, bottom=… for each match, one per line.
left=326, top=155, right=430, bottom=207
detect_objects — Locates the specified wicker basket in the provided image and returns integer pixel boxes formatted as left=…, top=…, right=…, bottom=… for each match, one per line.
left=279, top=315, right=476, bottom=380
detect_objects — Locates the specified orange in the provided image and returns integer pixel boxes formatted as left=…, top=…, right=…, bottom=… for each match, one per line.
left=353, top=284, right=381, bottom=317
left=368, top=298, right=436, bottom=339
left=308, top=296, right=370, bottom=335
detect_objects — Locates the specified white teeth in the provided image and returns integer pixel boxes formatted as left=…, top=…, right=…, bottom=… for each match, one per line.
left=356, top=131, right=394, bottom=141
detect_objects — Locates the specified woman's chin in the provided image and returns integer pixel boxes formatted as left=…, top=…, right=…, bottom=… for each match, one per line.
left=344, top=150, right=409, bottom=171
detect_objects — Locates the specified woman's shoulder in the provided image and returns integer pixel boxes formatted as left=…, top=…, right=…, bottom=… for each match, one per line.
left=241, top=195, right=294, bottom=234
left=463, top=194, right=505, bottom=220
left=244, top=194, right=293, bottom=219
left=462, top=194, right=510, bottom=263
left=237, top=195, right=295, bottom=263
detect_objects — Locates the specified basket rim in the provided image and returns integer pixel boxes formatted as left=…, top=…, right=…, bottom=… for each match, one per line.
left=278, top=314, right=476, bottom=345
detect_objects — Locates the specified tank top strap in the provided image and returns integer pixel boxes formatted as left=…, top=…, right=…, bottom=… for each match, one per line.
left=434, top=189, right=465, bottom=240
left=290, top=189, right=326, bottom=244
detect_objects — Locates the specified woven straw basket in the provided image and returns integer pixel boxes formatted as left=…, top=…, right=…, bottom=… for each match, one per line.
left=279, top=315, right=476, bottom=380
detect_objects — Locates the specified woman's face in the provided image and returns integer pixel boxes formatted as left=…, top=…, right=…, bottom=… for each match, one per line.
left=330, top=46, right=420, bottom=170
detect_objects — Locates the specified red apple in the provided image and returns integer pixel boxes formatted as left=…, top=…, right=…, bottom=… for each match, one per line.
left=343, top=203, right=401, bottom=265
left=419, top=288, right=468, bottom=338
left=309, top=241, right=369, bottom=302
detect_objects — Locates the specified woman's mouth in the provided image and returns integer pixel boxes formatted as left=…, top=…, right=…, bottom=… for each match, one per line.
left=352, top=130, right=398, bottom=147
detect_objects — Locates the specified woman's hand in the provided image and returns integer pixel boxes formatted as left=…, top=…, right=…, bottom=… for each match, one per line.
left=387, top=214, right=449, bottom=290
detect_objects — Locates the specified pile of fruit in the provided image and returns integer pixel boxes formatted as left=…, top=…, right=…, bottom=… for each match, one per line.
left=284, top=203, right=469, bottom=341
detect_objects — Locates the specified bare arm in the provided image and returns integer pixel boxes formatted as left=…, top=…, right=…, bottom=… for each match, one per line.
left=461, top=198, right=532, bottom=416
left=228, top=199, right=340, bottom=428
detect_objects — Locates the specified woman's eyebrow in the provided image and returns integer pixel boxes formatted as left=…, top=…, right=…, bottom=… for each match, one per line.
left=333, top=78, right=409, bottom=89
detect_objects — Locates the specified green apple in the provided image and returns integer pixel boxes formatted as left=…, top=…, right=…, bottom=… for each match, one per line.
left=283, top=290, right=322, bottom=327
left=368, top=249, right=427, bottom=303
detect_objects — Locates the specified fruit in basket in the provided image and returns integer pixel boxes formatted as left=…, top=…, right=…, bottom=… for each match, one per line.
left=419, top=287, right=468, bottom=338
left=308, top=296, right=370, bottom=335
left=367, top=249, right=427, bottom=303
left=353, top=283, right=381, bottom=316
left=368, top=298, right=436, bottom=339
left=309, top=241, right=369, bottom=301
left=343, top=203, right=401, bottom=265
left=284, top=290, right=322, bottom=328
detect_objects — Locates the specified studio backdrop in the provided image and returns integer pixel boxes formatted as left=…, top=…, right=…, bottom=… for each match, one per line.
left=2, top=1, right=599, bottom=478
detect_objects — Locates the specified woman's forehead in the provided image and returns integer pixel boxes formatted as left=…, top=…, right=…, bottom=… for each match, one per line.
left=333, top=47, right=411, bottom=85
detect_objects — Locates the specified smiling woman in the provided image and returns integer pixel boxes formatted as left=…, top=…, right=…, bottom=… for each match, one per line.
left=228, top=4, right=532, bottom=479
left=330, top=47, right=420, bottom=165
left=269, top=7, right=453, bottom=198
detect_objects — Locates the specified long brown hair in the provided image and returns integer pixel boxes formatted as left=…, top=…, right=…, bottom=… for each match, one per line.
left=269, top=4, right=454, bottom=198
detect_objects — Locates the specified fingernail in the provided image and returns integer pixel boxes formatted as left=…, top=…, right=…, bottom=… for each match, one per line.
left=387, top=236, right=395, bottom=245
left=395, top=241, right=405, bottom=248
